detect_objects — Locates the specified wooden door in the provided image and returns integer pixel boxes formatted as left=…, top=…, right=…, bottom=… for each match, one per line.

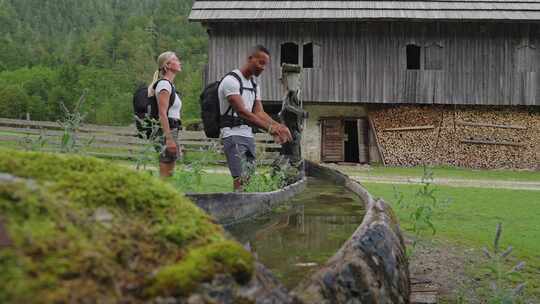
left=321, top=119, right=344, bottom=162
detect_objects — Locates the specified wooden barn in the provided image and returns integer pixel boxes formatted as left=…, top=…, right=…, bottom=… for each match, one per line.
left=189, top=0, right=540, bottom=169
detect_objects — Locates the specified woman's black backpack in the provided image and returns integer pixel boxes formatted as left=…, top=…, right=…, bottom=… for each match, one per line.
left=132, top=79, right=176, bottom=139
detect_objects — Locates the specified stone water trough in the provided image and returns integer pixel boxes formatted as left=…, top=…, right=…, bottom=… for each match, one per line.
left=185, top=161, right=410, bottom=304
left=186, top=177, right=307, bottom=226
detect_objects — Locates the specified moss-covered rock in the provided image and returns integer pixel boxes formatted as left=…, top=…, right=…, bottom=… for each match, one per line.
left=148, top=240, right=254, bottom=296
left=0, top=149, right=254, bottom=303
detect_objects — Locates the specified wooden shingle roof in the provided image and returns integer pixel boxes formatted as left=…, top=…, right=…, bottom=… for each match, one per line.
left=189, top=0, right=540, bottom=22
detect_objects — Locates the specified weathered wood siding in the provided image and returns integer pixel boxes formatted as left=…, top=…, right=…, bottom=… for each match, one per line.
left=207, top=22, right=540, bottom=106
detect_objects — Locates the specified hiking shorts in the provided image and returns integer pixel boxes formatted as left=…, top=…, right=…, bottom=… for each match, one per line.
left=159, top=128, right=181, bottom=164
left=223, top=136, right=256, bottom=178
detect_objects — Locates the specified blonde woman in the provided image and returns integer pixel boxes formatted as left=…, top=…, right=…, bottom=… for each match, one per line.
left=148, top=51, right=183, bottom=178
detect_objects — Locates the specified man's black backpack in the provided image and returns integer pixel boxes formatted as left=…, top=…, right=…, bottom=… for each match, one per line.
left=132, top=79, right=176, bottom=139
left=200, top=72, right=257, bottom=138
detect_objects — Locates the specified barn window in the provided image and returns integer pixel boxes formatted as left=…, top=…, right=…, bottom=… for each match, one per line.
left=515, top=44, right=540, bottom=72
left=280, top=42, right=299, bottom=65
left=406, top=44, right=421, bottom=70
left=303, top=43, right=314, bottom=68
left=302, top=42, right=321, bottom=68
left=424, top=43, right=443, bottom=70
left=303, top=42, right=321, bottom=68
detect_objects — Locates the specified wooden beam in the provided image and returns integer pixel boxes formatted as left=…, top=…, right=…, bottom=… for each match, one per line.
left=410, top=292, right=437, bottom=304
left=410, top=275, right=438, bottom=304
left=461, top=139, right=524, bottom=147
left=368, top=116, right=386, bottom=166
left=456, top=121, right=527, bottom=130
left=382, top=125, right=435, bottom=132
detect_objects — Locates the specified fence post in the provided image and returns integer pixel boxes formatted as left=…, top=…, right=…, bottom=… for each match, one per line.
left=25, top=112, right=31, bottom=130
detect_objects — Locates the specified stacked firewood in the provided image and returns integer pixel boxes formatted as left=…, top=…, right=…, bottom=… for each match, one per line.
left=452, top=107, right=531, bottom=168
left=370, top=105, right=442, bottom=167
left=370, top=105, right=540, bottom=169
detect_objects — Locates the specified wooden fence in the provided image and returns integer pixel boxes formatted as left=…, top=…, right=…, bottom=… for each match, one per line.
left=0, top=118, right=281, bottom=162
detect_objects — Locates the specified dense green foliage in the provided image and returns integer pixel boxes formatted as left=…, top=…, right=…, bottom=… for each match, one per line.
left=0, top=0, right=207, bottom=125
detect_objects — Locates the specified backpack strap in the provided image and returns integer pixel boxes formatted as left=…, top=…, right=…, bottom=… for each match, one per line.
left=153, top=79, right=176, bottom=112
left=251, top=79, right=258, bottom=100
left=222, top=71, right=257, bottom=117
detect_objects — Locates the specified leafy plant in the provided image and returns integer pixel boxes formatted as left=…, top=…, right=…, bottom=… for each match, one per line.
left=482, top=223, right=527, bottom=304
left=18, top=128, right=48, bottom=151
left=56, top=91, right=94, bottom=153
left=133, top=115, right=162, bottom=171
left=170, top=142, right=220, bottom=192
left=243, top=156, right=287, bottom=193
left=392, top=166, right=452, bottom=250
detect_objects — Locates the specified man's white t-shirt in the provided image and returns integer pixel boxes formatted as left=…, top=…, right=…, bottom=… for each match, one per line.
left=155, top=80, right=182, bottom=120
left=218, top=69, right=261, bottom=138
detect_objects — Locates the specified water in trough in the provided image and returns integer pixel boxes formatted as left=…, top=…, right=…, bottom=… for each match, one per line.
left=226, top=177, right=366, bottom=289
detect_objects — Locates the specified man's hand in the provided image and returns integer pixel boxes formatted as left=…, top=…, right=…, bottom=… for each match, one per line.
left=270, top=123, right=293, bottom=144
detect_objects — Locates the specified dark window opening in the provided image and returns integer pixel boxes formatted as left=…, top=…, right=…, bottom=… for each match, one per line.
left=303, top=43, right=314, bottom=68
left=280, top=42, right=299, bottom=65
left=406, top=44, right=421, bottom=70
left=344, top=120, right=359, bottom=163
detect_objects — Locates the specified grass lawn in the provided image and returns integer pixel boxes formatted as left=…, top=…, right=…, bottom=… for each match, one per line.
left=338, top=165, right=540, bottom=182
left=363, top=182, right=540, bottom=299
left=0, top=140, right=19, bottom=148
left=169, top=170, right=233, bottom=193
left=166, top=165, right=282, bottom=194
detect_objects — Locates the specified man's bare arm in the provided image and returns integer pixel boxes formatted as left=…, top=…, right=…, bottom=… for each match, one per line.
left=252, top=100, right=280, bottom=126
left=227, top=95, right=272, bottom=130
left=252, top=99, right=292, bottom=143
left=227, top=96, right=292, bottom=143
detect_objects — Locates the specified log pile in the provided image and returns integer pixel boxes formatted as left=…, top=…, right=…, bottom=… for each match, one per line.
left=369, top=105, right=540, bottom=169
left=369, top=105, right=442, bottom=167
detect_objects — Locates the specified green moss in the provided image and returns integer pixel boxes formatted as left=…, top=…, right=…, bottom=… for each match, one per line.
left=0, top=149, right=110, bottom=180
left=149, top=240, right=254, bottom=296
left=0, top=149, right=254, bottom=302
left=0, top=148, right=222, bottom=246
left=0, top=178, right=96, bottom=303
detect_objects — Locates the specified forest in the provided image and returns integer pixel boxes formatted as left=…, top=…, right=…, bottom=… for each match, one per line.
left=0, top=0, right=206, bottom=125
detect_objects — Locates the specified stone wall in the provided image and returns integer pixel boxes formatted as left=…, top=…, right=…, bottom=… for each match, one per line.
left=370, top=105, right=540, bottom=169
left=301, top=103, right=368, bottom=162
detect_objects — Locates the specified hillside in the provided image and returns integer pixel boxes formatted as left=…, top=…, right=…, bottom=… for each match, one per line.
left=0, top=0, right=206, bottom=125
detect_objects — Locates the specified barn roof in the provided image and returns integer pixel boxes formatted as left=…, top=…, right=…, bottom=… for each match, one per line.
left=189, top=0, right=540, bottom=22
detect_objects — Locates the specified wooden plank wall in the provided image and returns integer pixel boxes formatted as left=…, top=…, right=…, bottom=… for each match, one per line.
left=207, top=21, right=540, bottom=106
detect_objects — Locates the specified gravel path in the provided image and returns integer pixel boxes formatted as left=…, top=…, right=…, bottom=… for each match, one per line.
left=349, top=175, right=540, bottom=191
left=194, top=167, right=540, bottom=191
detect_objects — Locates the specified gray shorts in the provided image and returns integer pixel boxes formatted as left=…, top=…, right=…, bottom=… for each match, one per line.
left=223, top=136, right=256, bottom=178
left=159, top=128, right=181, bottom=164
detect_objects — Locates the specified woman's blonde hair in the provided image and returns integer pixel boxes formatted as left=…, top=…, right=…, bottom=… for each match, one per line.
left=148, top=51, right=177, bottom=97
